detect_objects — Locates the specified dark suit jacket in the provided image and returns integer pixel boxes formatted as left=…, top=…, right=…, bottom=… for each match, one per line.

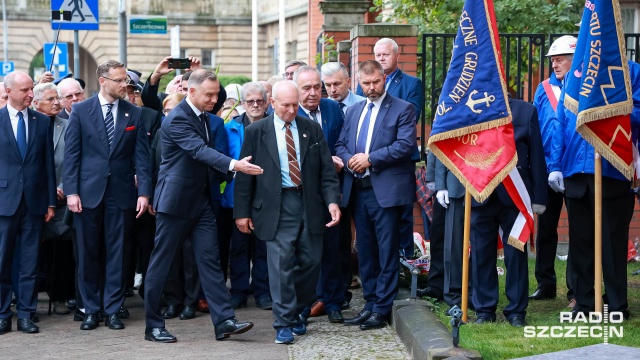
left=0, top=107, right=56, bottom=216
left=140, top=107, right=162, bottom=147
left=233, top=114, right=340, bottom=240
left=297, top=98, right=344, bottom=155
left=63, top=95, right=152, bottom=210
left=153, top=99, right=233, bottom=218
left=335, top=93, right=417, bottom=209
left=473, top=98, right=547, bottom=208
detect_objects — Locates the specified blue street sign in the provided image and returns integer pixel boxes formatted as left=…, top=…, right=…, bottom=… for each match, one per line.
left=43, top=43, right=70, bottom=78
left=51, top=0, right=99, bottom=31
left=0, top=61, right=14, bottom=76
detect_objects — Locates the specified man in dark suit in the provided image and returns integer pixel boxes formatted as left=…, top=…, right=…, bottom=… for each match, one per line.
left=293, top=66, right=346, bottom=322
left=470, top=98, right=547, bottom=327
left=358, top=38, right=424, bottom=259
left=63, top=60, right=152, bottom=331
left=234, top=80, right=341, bottom=344
left=143, top=69, right=261, bottom=343
left=336, top=60, right=417, bottom=330
left=0, top=71, right=56, bottom=334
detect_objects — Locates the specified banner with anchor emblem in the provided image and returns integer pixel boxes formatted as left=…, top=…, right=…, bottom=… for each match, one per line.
left=428, top=0, right=516, bottom=203
left=564, top=0, right=633, bottom=179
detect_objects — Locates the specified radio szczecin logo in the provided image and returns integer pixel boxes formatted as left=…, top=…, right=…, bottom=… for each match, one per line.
left=523, top=305, right=624, bottom=343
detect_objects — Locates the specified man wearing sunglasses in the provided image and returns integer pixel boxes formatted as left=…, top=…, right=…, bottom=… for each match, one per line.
left=56, top=78, right=86, bottom=120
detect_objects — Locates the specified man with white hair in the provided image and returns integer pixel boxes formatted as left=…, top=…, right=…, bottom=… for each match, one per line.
left=530, top=35, right=577, bottom=305
left=321, top=62, right=364, bottom=114
left=57, top=78, right=85, bottom=119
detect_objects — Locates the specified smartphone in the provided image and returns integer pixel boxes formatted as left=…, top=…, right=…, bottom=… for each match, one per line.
left=167, top=58, right=191, bottom=69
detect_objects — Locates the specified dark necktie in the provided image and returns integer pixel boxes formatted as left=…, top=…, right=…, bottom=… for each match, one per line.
left=200, top=113, right=210, bottom=143
left=17, top=111, right=27, bottom=159
left=309, top=110, right=319, bottom=124
left=338, top=102, right=346, bottom=116
left=104, top=103, right=114, bottom=148
left=356, top=103, right=375, bottom=154
left=284, top=122, right=301, bottom=186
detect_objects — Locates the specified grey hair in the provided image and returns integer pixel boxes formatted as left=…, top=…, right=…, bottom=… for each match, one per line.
left=321, top=62, right=349, bottom=79
left=33, top=82, right=58, bottom=101
left=3, top=71, right=33, bottom=89
left=187, top=69, right=218, bottom=89
left=272, top=80, right=297, bottom=100
left=375, top=38, right=399, bottom=53
left=267, top=75, right=283, bottom=86
left=292, top=65, right=320, bottom=85
left=241, top=82, right=267, bottom=102
left=284, top=60, right=307, bottom=70
left=57, top=78, right=83, bottom=97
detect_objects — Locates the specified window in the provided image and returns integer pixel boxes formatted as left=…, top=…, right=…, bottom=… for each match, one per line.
left=201, top=49, right=215, bottom=68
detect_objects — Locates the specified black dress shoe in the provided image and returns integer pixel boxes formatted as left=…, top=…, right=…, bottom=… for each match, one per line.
left=80, top=314, right=99, bottom=330
left=342, top=291, right=352, bottom=310
left=474, top=316, right=495, bottom=324
left=30, top=313, right=39, bottom=323
left=359, top=312, right=388, bottom=330
left=118, top=307, right=130, bottom=319
left=179, top=306, right=196, bottom=320
left=327, top=310, right=344, bottom=323
left=344, top=309, right=372, bottom=326
left=125, top=287, right=135, bottom=297
left=417, top=287, right=444, bottom=301
left=145, top=327, right=177, bottom=343
left=0, top=318, right=10, bottom=335
left=17, top=318, right=39, bottom=333
left=66, top=299, right=77, bottom=310
left=105, top=313, right=125, bottom=330
left=509, top=316, right=527, bottom=327
left=214, top=318, right=254, bottom=340
left=162, top=304, right=181, bottom=319
left=529, top=288, right=556, bottom=300
left=74, top=309, right=85, bottom=321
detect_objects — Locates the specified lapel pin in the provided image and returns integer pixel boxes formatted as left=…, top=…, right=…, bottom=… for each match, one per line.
left=125, top=113, right=129, bottom=117
left=303, top=134, right=307, bottom=138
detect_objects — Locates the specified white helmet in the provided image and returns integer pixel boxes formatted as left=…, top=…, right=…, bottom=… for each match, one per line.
left=546, top=35, right=577, bottom=57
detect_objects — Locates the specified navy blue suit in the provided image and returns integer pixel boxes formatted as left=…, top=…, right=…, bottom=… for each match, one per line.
left=0, top=106, right=56, bottom=320
left=298, top=98, right=346, bottom=312
left=63, top=95, right=151, bottom=315
left=335, top=93, right=416, bottom=315
left=359, top=69, right=424, bottom=256
left=470, top=99, right=547, bottom=322
left=144, top=98, right=236, bottom=329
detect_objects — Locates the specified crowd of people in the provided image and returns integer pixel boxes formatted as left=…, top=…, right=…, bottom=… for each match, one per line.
left=0, top=33, right=635, bottom=346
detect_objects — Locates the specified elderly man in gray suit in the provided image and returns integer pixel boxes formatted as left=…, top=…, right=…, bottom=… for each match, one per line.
left=33, top=83, right=76, bottom=315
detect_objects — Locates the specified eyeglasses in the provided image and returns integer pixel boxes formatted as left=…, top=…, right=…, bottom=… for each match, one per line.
left=282, top=72, right=295, bottom=78
left=63, top=91, right=85, bottom=101
left=102, top=76, right=131, bottom=85
left=162, top=108, right=173, bottom=115
left=244, top=99, right=265, bottom=106
left=42, top=96, right=61, bottom=102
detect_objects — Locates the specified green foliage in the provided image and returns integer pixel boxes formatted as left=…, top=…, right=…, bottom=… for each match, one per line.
left=372, top=0, right=583, bottom=34
left=218, top=75, right=251, bottom=88
left=315, top=35, right=338, bottom=66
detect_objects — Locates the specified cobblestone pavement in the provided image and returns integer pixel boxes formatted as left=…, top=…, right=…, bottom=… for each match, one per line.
left=0, top=289, right=411, bottom=360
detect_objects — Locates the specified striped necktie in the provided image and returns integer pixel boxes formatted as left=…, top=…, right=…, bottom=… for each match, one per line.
left=284, top=122, right=301, bottom=186
left=104, top=103, right=114, bottom=148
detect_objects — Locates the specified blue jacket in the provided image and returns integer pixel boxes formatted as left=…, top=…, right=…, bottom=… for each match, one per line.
left=208, top=113, right=229, bottom=203
left=297, top=98, right=344, bottom=155
left=533, top=73, right=563, bottom=173
left=549, top=61, right=640, bottom=181
left=221, top=117, right=244, bottom=208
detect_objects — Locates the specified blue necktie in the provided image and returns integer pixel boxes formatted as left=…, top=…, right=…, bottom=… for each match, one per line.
left=356, top=103, right=375, bottom=154
left=104, top=103, right=114, bottom=148
left=17, top=111, right=27, bottom=160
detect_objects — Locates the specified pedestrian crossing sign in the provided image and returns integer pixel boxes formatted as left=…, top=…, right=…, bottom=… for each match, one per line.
left=51, top=0, right=99, bottom=31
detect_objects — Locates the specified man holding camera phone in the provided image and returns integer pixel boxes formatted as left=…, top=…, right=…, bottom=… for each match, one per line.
left=141, top=56, right=227, bottom=115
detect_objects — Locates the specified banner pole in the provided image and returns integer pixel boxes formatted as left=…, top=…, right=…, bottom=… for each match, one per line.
left=461, top=189, right=471, bottom=322
left=594, top=151, right=603, bottom=314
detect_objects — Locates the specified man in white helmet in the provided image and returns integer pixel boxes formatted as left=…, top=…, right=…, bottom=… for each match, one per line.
left=529, top=35, right=577, bottom=306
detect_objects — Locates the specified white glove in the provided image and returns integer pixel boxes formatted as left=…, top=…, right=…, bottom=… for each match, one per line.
left=532, top=204, right=546, bottom=214
left=426, top=182, right=435, bottom=191
left=548, top=171, right=565, bottom=193
left=436, top=190, right=449, bottom=208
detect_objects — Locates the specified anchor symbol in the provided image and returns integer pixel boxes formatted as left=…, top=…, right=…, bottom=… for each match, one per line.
left=465, top=90, right=495, bottom=114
